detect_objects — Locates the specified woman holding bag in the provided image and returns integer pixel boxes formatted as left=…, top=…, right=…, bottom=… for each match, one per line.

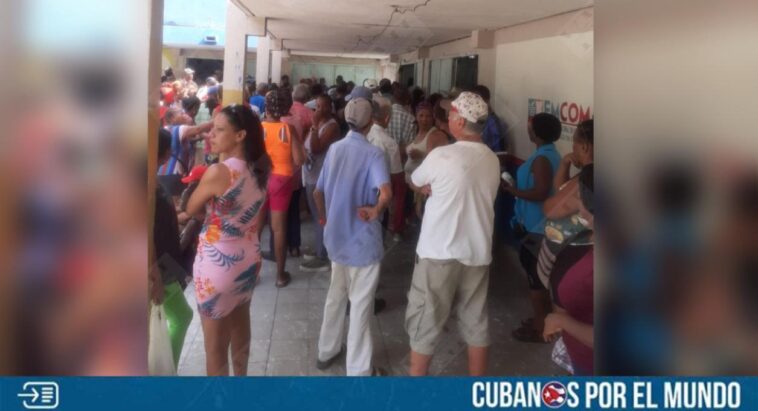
left=184, top=104, right=270, bottom=376
left=150, top=128, right=194, bottom=373
left=502, top=113, right=562, bottom=343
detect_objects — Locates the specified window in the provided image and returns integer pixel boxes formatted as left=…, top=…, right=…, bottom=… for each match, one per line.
left=428, top=55, right=478, bottom=94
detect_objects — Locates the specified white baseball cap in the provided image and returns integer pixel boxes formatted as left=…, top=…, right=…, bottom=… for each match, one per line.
left=345, top=98, right=373, bottom=130
left=446, top=91, right=488, bottom=123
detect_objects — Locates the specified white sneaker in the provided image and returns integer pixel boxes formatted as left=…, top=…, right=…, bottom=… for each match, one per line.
left=299, top=258, right=330, bottom=272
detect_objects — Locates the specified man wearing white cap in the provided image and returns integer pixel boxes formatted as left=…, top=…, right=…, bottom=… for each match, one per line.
left=313, top=96, right=392, bottom=376
left=404, top=91, right=500, bottom=376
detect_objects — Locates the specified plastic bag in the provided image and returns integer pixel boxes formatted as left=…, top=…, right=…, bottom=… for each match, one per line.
left=148, top=304, right=176, bottom=376
left=551, top=336, right=575, bottom=375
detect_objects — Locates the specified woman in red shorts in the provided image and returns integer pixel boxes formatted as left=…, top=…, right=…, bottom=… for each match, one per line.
left=261, top=88, right=305, bottom=287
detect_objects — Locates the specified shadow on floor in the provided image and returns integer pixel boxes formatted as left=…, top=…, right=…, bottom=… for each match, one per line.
left=177, top=219, right=565, bottom=376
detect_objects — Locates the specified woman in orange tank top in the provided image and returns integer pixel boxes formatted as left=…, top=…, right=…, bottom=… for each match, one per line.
left=261, top=88, right=305, bottom=288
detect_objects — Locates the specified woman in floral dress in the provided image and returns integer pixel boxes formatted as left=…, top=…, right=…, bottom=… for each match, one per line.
left=184, top=104, right=270, bottom=376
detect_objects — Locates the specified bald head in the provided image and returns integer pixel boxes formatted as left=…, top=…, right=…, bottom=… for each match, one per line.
left=372, top=96, right=392, bottom=128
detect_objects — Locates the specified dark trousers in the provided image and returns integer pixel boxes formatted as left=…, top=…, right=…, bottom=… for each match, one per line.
left=389, top=174, right=407, bottom=233
left=270, top=187, right=302, bottom=252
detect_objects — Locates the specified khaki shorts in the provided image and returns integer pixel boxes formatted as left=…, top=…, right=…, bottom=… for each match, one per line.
left=405, top=257, right=490, bottom=355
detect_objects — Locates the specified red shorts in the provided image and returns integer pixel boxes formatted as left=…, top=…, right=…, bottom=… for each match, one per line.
left=265, top=174, right=294, bottom=212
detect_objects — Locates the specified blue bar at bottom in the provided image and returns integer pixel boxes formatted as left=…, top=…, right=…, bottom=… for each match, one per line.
left=1, top=377, right=756, bottom=411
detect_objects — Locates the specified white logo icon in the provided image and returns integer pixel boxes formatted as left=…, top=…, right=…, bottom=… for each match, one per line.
left=17, top=382, right=59, bottom=409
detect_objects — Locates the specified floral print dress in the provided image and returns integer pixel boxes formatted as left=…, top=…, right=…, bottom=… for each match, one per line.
left=193, top=157, right=265, bottom=319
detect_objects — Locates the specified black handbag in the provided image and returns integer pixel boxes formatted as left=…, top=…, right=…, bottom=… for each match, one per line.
left=157, top=156, right=189, bottom=196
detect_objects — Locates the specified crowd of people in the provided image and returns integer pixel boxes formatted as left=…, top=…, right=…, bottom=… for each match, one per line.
left=149, top=68, right=595, bottom=377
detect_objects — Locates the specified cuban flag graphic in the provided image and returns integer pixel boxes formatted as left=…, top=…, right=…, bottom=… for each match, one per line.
left=542, top=381, right=568, bottom=408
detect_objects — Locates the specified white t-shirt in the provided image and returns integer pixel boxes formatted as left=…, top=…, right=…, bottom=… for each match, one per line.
left=367, top=124, right=403, bottom=175
left=411, top=141, right=500, bottom=266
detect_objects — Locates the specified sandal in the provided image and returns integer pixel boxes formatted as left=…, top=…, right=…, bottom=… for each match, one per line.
left=371, top=366, right=388, bottom=376
left=276, top=271, right=292, bottom=288
left=512, top=324, right=548, bottom=343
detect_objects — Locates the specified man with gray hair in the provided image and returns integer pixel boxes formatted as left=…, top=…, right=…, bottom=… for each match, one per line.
left=367, top=96, right=404, bottom=237
left=289, top=83, right=313, bottom=132
left=404, top=91, right=500, bottom=376
left=313, top=97, right=392, bottom=376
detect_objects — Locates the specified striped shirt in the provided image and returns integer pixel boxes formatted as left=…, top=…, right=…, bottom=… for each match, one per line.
left=388, top=104, right=417, bottom=146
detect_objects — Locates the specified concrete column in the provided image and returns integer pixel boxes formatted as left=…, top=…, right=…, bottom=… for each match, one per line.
left=378, top=59, right=396, bottom=83
left=270, top=50, right=282, bottom=85
left=476, top=49, right=496, bottom=94
left=471, top=29, right=496, bottom=94
left=223, top=0, right=266, bottom=104
left=148, top=0, right=164, bottom=304
left=421, top=59, right=431, bottom=93
left=255, top=36, right=271, bottom=85
left=280, top=51, right=291, bottom=80
left=223, top=0, right=249, bottom=105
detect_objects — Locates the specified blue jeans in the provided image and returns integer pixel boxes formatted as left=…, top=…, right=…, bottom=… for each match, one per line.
left=305, top=184, right=328, bottom=259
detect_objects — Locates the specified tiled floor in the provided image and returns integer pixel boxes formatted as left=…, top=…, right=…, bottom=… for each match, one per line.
left=177, top=219, right=564, bottom=376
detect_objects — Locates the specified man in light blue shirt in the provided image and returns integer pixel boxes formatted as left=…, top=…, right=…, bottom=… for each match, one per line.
left=249, top=82, right=268, bottom=116
left=313, top=97, right=392, bottom=376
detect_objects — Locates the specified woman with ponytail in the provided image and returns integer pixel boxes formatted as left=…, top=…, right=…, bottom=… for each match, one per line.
left=184, top=104, right=270, bottom=376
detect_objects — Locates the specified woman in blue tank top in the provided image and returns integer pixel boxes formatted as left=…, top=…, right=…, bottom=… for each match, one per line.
left=502, top=112, right=562, bottom=343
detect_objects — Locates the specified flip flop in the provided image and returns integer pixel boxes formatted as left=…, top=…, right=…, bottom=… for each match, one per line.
left=276, top=271, right=292, bottom=288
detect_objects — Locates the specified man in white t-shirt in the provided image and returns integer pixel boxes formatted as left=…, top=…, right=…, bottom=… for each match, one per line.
left=368, top=96, right=407, bottom=239
left=404, top=91, right=500, bottom=376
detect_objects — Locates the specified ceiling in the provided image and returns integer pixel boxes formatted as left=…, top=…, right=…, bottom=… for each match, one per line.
left=239, top=0, right=593, bottom=56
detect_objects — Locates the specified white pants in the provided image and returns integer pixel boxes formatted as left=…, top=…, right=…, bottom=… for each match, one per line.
left=317, top=262, right=380, bottom=376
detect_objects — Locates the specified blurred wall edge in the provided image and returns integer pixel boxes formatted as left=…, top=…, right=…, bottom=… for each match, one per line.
left=146, top=0, right=163, bottom=373
left=0, top=0, right=163, bottom=375
left=595, top=0, right=758, bottom=375
left=0, top=0, right=19, bottom=375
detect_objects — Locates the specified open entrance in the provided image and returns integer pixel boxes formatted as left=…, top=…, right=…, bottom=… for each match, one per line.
left=428, top=55, right=479, bottom=94
left=453, top=55, right=478, bottom=91
left=185, top=58, right=224, bottom=84
left=399, top=63, right=416, bottom=88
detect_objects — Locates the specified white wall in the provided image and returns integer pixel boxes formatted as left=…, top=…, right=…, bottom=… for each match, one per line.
left=286, top=54, right=385, bottom=85
left=493, top=31, right=593, bottom=159
left=491, top=7, right=593, bottom=159
left=381, top=61, right=399, bottom=82
left=397, top=7, right=593, bottom=160
left=427, top=37, right=472, bottom=59
left=399, top=36, right=496, bottom=94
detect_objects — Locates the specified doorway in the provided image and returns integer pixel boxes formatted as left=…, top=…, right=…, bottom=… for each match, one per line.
left=453, top=55, right=478, bottom=91
left=399, top=63, right=416, bottom=88
left=185, top=58, right=224, bottom=84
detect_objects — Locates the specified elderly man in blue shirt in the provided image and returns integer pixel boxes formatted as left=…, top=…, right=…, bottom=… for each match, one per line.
left=313, top=96, right=392, bottom=376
